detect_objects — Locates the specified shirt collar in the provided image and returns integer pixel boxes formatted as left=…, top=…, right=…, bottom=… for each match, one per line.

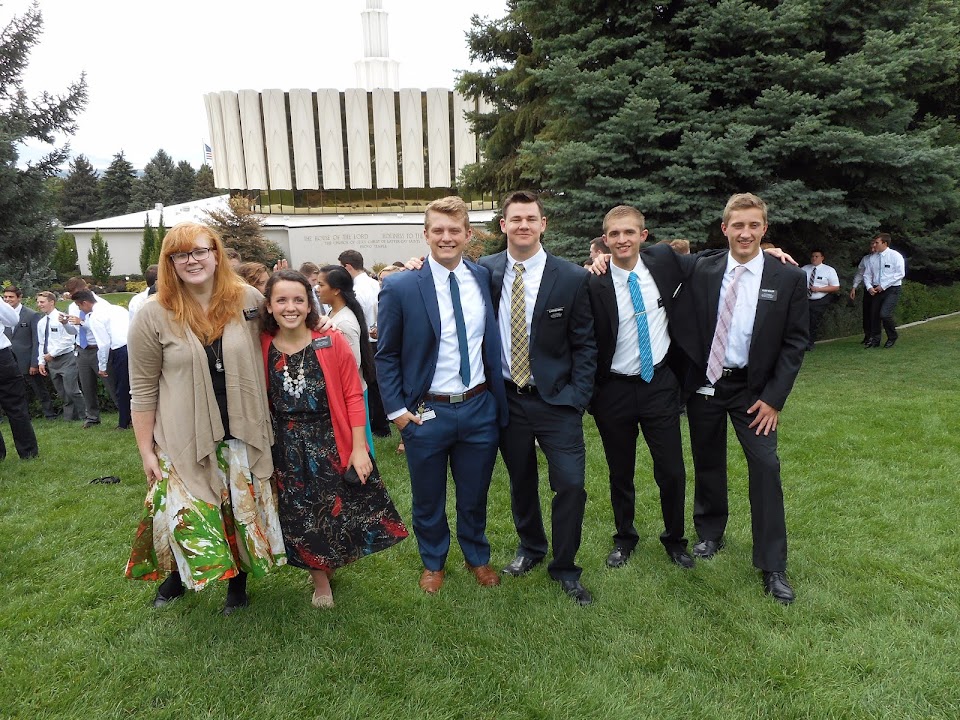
left=427, top=253, right=465, bottom=280
left=610, top=256, right=641, bottom=285
left=725, top=250, right=765, bottom=276
left=506, top=246, right=546, bottom=273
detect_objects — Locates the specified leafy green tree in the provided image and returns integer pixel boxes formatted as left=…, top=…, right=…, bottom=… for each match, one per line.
left=130, top=149, right=176, bottom=211
left=59, top=154, right=100, bottom=225
left=204, top=196, right=284, bottom=266
left=99, top=150, right=136, bottom=217
left=172, top=160, right=197, bottom=204
left=138, top=218, right=156, bottom=275
left=460, top=1, right=960, bottom=280
left=51, top=231, right=79, bottom=277
left=87, top=229, right=112, bottom=282
left=194, top=163, right=218, bottom=199
left=0, top=4, right=87, bottom=289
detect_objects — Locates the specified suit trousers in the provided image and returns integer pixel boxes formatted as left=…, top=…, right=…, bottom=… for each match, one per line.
left=869, top=286, right=901, bottom=342
left=110, top=345, right=132, bottom=429
left=687, top=375, right=788, bottom=572
left=400, top=390, right=499, bottom=570
left=46, top=353, right=85, bottom=421
left=0, top=348, right=38, bottom=460
left=593, top=368, right=687, bottom=554
left=861, top=290, right=874, bottom=340
left=499, top=388, right=586, bottom=581
left=76, top=346, right=115, bottom=423
left=807, top=296, right=833, bottom=344
left=23, top=371, right=56, bottom=418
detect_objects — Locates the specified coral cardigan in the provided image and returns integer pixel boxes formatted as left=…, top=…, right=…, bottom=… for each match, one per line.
left=261, top=329, right=368, bottom=470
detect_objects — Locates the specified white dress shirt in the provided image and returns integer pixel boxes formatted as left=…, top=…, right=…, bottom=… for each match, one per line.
left=498, top=246, right=545, bottom=382
left=852, top=254, right=871, bottom=290
left=68, top=291, right=105, bottom=350
left=0, top=300, right=17, bottom=351
left=803, top=262, right=840, bottom=300
left=428, top=255, right=487, bottom=395
left=128, top=288, right=151, bottom=318
left=37, top=309, right=78, bottom=366
left=867, top=248, right=905, bottom=290
left=87, top=302, right=131, bottom=372
left=352, top=272, right=381, bottom=331
left=610, top=257, right=670, bottom=374
left=719, top=251, right=765, bottom=369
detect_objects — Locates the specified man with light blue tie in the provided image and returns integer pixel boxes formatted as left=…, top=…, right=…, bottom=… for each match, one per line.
left=376, top=196, right=508, bottom=595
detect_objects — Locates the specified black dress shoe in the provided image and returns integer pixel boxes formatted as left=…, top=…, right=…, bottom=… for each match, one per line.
left=691, top=538, right=725, bottom=559
left=605, top=546, right=632, bottom=569
left=501, top=554, right=543, bottom=576
left=222, top=592, right=249, bottom=616
left=152, top=574, right=185, bottom=608
left=558, top=579, right=593, bottom=606
left=667, top=549, right=695, bottom=569
left=762, top=571, right=795, bottom=604
left=884, top=338, right=897, bottom=348
left=864, top=339, right=880, bottom=348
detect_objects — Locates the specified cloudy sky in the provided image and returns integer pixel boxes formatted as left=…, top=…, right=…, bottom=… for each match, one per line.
left=4, top=0, right=508, bottom=170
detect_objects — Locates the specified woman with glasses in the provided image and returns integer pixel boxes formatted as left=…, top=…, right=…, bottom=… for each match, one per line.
left=125, top=223, right=285, bottom=615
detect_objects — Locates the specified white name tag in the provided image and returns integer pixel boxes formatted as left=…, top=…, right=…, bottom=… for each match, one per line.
left=696, top=385, right=715, bottom=397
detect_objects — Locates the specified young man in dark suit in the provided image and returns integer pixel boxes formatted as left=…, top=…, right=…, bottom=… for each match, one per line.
left=2, top=286, right=56, bottom=418
left=678, top=193, right=808, bottom=604
left=480, top=190, right=597, bottom=606
left=0, top=293, right=39, bottom=461
left=376, top=196, right=508, bottom=595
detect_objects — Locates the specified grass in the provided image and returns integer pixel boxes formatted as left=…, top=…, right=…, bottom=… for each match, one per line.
left=1, top=317, right=959, bottom=719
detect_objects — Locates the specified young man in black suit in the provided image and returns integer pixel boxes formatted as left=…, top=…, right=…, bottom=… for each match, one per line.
left=2, top=286, right=56, bottom=418
left=480, top=190, right=597, bottom=605
left=678, top=193, right=808, bottom=604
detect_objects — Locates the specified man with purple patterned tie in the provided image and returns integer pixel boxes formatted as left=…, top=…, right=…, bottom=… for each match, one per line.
left=676, top=193, right=807, bottom=604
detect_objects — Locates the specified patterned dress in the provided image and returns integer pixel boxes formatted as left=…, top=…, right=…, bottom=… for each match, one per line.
left=268, top=344, right=407, bottom=571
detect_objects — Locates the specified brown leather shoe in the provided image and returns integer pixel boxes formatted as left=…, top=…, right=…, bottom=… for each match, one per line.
left=419, top=569, right=445, bottom=594
left=465, top=563, right=501, bottom=587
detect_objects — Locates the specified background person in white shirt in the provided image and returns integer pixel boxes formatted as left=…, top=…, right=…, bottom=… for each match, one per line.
left=128, top=265, right=158, bottom=320
left=64, top=276, right=114, bottom=427
left=71, top=290, right=132, bottom=429
left=801, top=249, right=840, bottom=350
left=863, top=233, right=906, bottom=348
left=36, top=291, right=85, bottom=421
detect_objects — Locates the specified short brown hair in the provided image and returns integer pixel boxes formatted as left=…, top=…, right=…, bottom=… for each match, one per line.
left=63, top=277, right=88, bottom=294
left=602, top=205, right=646, bottom=233
left=669, top=238, right=691, bottom=254
left=337, top=250, right=364, bottom=270
left=874, top=233, right=892, bottom=246
left=425, top=196, right=470, bottom=231
left=723, top=193, right=768, bottom=224
left=3, top=285, right=22, bottom=297
left=36, top=291, right=57, bottom=303
left=299, top=261, right=320, bottom=276
left=501, top=190, right=544, bottom=218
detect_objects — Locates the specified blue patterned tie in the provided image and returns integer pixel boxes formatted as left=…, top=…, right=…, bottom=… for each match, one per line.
left=78, top=309, right=88, bottom=349
left=449, top=271, right=471, bottom=387
left=627, top=272, right=655, bottom=382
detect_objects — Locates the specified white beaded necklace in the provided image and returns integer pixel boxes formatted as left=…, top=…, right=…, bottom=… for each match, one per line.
left=281, top=348, right=307, bottom=398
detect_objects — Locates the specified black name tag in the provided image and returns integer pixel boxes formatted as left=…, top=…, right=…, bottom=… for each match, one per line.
left=243, top=308, right=258, bottom=320
left=312, top=336, right=333, bottom=349
left=759, top=288, right=778, bottom=301
left=548, top=307, right=564, bottom=319
left=19, top=321, right=29, bottom=327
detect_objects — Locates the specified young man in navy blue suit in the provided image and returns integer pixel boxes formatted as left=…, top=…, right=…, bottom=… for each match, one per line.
left=375, top=196, right=508, bottom=594
left=480, top=190, right=597, bottom=606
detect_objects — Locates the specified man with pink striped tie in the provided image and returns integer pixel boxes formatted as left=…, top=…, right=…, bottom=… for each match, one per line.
left=678, top=193, right=808, bottom=604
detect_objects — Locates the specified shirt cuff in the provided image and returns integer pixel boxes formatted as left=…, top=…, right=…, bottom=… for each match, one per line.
left=387, top=407, right=409, bottom=421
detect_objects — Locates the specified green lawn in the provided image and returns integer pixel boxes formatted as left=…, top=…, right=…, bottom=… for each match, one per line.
left=1, top=317, right=958, bottom=719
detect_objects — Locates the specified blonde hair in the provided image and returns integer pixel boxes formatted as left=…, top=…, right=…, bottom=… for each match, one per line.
left=156, top=223, right=247, bottom=344
left=425, top=196, right=470, bottom=231
left=722, top=193, right=768, bottom=224
left=602, top=205, right=646, bottom=233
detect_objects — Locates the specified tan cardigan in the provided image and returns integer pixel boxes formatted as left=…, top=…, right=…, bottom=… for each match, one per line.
left=128, top=286, right=274, bottom=505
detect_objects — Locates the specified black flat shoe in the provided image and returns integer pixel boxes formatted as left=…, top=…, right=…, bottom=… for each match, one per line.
left=691, top=538, right=725, bottom=559
left=222, top=592, right=249, bottom=616
left=558, top=579, right=593, bottom=606
left=152, top=574, right=185, bottom=608
left=501, top=554, right=543, bottom=576
left=884, top=338, right=897, bottom=348
left=667, top=549, right=695, bottom=569
left=762, top=571, right=795, bottom=605
left=605, top=546, right=632, bottom=569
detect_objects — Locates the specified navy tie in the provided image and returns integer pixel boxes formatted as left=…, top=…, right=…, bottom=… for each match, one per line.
left=449, top=272, right=471, bottom=387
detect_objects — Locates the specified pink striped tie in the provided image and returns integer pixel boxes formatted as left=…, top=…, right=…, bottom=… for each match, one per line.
left=706, top=265, right=746, bottom=385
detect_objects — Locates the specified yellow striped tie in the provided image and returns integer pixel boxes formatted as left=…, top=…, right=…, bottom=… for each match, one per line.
left=510, top=263, right=531, bottom=386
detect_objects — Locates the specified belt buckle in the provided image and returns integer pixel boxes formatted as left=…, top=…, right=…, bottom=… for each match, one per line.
left=448, top=392, right=466, bottom=403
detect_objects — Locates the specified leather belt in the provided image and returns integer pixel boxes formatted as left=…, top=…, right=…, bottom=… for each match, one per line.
left=424, top=382, right=488, bottom=404
left=721, top=366, right=748, bottom=379
left=504, top=380, right=537, bottom=395
left=609, top=359, right=668, bottom=383
left=80, top=344, right=98, bottom=350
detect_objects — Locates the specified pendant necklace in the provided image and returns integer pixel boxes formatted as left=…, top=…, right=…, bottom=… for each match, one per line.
left=211, top=338, right=225, bottom=373
left=282, top=347, right=307, bottom=398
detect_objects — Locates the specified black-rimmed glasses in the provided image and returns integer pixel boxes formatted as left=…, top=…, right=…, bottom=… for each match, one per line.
left=169, top=247, right=212, bottom=264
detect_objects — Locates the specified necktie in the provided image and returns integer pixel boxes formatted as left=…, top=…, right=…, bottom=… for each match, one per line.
left=43, top=317, right=50, bottom=355
left=706, top=265, right=747, bottom=385
left=627, top=272, right=655, bottom=382
left=807, top=267, right=815, bottom=297
left=78, top=309, right=88, bottom=349
left=510, top=263, right=531, bottom=386
left=876, top=252, right=883, bottom=287
left=449, top=271, right=471, bottom=387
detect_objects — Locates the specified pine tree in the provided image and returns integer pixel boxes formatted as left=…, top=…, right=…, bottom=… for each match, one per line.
left=194, top=163, right=218, bottom=199
left=59, top=154, right=100, bottom=225
left=172, top=160, right=197, bottom=204
left=0, top=4, right=87, bottom=288
left=154, top=213, right=165, bottom=264
left=99, top=151, right=136, bottom=217
left=130, top=149, right=176, bottom=211
left=138, top=218, right=156, bottom=275
left=203, top=196, right=284, bottom=266
left=87, top=229, right=113, bottom=282
left=51, top=231, right=79, bottom=277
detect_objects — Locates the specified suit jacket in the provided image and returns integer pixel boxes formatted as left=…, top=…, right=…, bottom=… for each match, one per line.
left=675, top=252, right=809, bottom=410
left=479, top=250, right=596, bottom=412
left=4, top=304, right=41, bottom=374
left=375, top=257, right=508, bottom=427
left=588, top=244, right=703, bottom=392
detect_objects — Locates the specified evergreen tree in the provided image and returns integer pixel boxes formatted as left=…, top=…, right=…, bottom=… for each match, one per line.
left=99, top=150, right=136, bottom=217
left=194, top=163, right=218, bottom=199
left=130, top=149, right=176, bottom=211
left=460, top=1, right=960, bottom=279
left=138, top=218, right=156, bottom=275
left=172, top=160, right=197, bottom=204
left=0, top=4, right=87, bottom=288
left=87, top=229, right=112, bottom=282
left=59, top=154, right=100, bottom=226
left=154, top=212, right=166, bottom=264
left=204, top=196, right=284, bottom=266
left=51, top=231, right=79, bottom=277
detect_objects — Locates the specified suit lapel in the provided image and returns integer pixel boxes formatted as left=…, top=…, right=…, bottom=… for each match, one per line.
left=595, top=267, right=619, bottom=343
left=753, top=256, right=779, bottom=340
left=488, top=251, right=507, bottom=314
left=417, top=263, right=441, bottom=340
left=705, top=252, right=727, bottom=339
left=530, top=254, right=558, bottom=345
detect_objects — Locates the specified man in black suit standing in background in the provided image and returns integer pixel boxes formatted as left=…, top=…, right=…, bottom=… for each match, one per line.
left=0, top=290, right=38, bottom=461
left=678, top=193, right=807, bottom=604
left=480, top=190, right=597, bottom=606
left=3, top=286, right=56, bottom=419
